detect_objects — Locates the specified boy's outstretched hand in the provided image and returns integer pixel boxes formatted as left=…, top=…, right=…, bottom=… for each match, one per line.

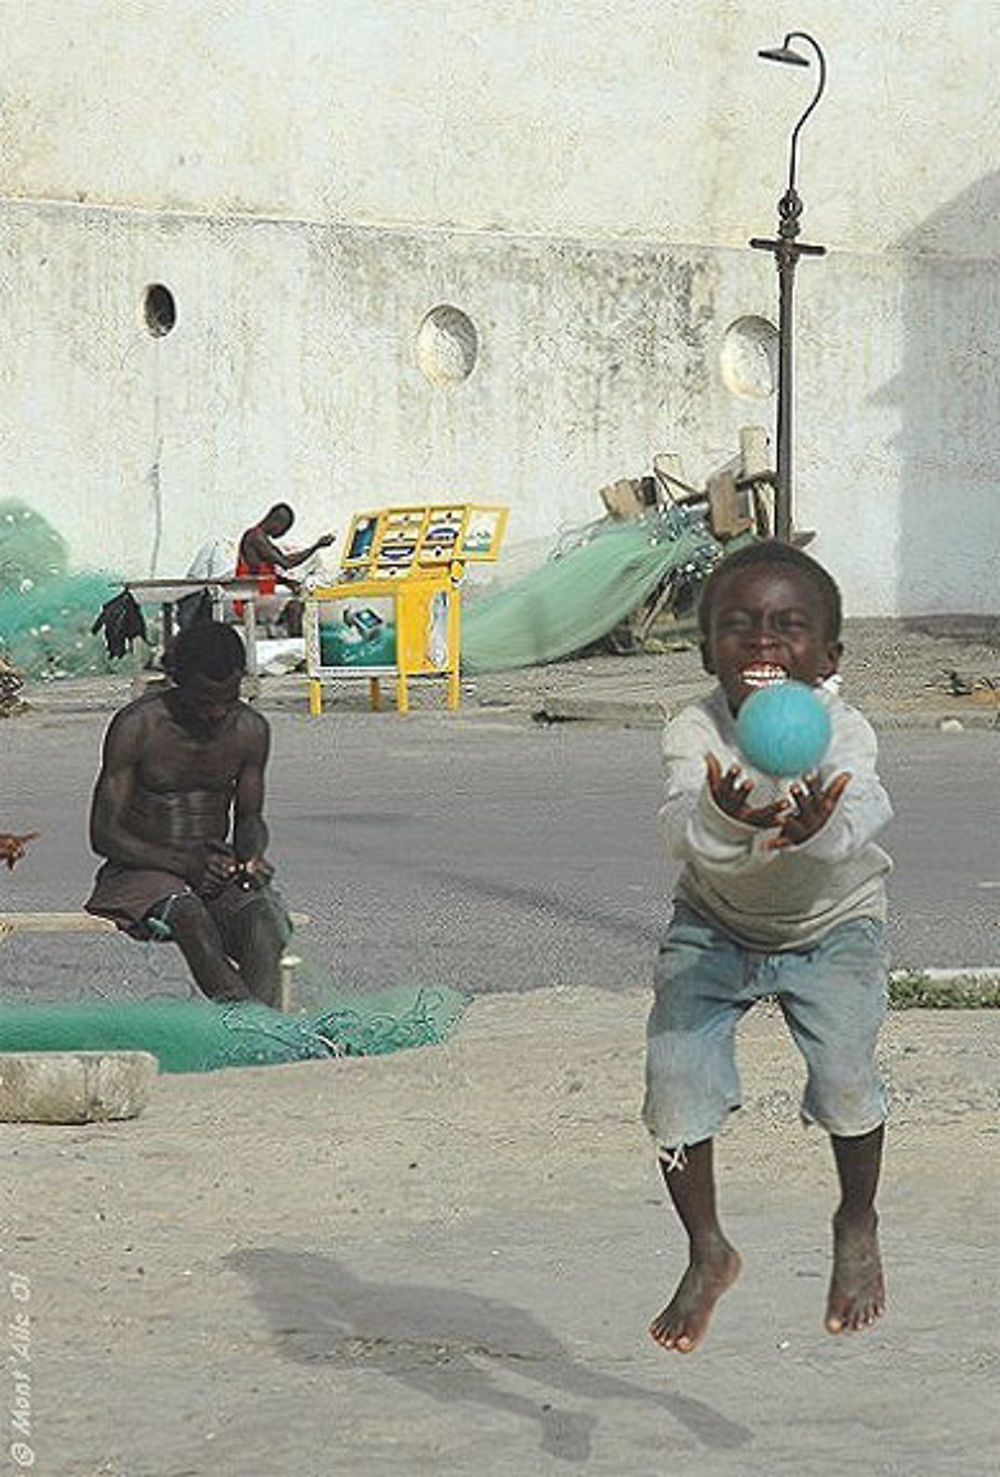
left=706, top=756, right=852, bottom=847
left=767, top=771, right=852, bottom=849
left=706, top=754, right=789, bottom=829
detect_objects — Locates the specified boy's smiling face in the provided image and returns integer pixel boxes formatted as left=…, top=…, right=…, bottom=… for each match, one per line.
left=702, top=564, right=842, bottom=714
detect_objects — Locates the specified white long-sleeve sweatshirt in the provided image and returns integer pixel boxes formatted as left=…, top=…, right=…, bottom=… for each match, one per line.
left=660, top=685, right=893, bottom=950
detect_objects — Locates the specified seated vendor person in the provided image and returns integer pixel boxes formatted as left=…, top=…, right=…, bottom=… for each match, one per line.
left=85, top=622, right=290, bottom=1007
left=237, top=504, right=335, bottom=635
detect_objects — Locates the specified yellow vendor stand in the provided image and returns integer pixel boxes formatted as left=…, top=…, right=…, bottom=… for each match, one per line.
left=304, top=503, right=507, bottom=715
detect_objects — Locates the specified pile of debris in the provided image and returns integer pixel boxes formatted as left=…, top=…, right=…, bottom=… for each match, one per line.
left=600, top=425, right=774, bottom=541
left=596, top=425, right=776, bottom=653
left=461, top=426, right=781, bottom=673
left=0, top=654, right=26, bottom=718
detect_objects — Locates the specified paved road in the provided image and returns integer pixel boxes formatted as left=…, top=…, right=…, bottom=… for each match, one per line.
left=2, top=711, right=996, bottom=1004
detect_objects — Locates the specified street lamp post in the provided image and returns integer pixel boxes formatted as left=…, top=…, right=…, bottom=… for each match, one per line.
left=749, top=32, right=827, bottom=544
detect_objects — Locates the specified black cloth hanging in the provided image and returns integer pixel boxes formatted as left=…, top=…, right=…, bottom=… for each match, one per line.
left=91, top=590, right=149, bottom=659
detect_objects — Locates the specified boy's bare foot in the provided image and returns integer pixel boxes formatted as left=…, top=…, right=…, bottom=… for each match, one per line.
left=649, top=1241, right=741, bottom=1354
left=825, top=1210, right=885, bottom=1334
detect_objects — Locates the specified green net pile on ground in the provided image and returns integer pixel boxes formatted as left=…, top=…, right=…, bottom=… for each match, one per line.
left=461, top=507, right=721, bottom=672
left=0, top=500, right=138, bottom=680
left=0, top=985, right=471, bottom=1073
left=0, top=923, right=470, bottom=1073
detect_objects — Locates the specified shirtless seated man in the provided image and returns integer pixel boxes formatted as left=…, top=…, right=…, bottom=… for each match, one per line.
left=85, top=622, right=290, bottom=1006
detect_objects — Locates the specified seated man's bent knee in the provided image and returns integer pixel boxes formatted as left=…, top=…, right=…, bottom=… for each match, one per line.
left=165, top=892, right=226, bottom=946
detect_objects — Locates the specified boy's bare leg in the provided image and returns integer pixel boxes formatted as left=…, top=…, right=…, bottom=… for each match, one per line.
left=650, top=1138, right=741, bottom=1354
left=826, top=1124, right=885, bottom=1334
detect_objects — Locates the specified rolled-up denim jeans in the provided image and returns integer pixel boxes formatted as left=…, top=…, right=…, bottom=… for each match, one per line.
left=643, top=902, right=889, bottom=1153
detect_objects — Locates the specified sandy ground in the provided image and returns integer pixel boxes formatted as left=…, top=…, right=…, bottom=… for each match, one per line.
left=3, top=987, right=998, bottom=1476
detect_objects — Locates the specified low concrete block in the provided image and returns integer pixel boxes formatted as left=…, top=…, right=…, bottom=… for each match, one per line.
left=0, top=1051, right=158, bottom=1124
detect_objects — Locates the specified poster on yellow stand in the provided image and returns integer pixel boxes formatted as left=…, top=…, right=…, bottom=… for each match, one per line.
left=340, top=503, right=507, bottom=577
left=304, top=502, right=505, bottom=714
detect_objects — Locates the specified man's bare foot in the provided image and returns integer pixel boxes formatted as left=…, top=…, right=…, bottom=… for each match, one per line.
left=649, top=1240, right=741, bottom=1354
left=826, top=1210, right=885, bottom=1334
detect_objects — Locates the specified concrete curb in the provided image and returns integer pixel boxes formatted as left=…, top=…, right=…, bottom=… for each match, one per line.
left=888, top=967, right=1000, bottom=1006
left=863, top=710, right=1000, bottom=733
left=0, top=1050, right=158, bottom=1123
left=908, top=966, right=1000, bottom=983
left=15, top=675, right=1000, bottom=731
left=23, top=694, right=1000, bottom=734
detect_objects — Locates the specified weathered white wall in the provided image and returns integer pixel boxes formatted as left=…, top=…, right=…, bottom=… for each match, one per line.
left=1, top=0, right=998, bottom=615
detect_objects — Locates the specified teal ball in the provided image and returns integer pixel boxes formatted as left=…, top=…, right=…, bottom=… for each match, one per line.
left=736, top=681, right=832, bottom=777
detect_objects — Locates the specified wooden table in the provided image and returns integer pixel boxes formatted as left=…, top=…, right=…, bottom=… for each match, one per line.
left=124, top=577, right=263, bottom=686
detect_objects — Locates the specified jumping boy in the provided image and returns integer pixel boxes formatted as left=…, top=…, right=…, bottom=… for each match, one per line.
left=643, top=541, right=893, bottom=1353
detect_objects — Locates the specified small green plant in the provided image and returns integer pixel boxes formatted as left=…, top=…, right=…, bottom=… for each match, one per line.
left=888, top=971, right=1000, bottom=1010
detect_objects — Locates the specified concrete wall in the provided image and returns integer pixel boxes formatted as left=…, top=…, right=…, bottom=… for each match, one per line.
left=1, top=0, right=998, bottom=615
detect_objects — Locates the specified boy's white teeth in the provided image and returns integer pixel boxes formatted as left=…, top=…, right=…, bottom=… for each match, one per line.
left=742, top=665, right=789, bottom=688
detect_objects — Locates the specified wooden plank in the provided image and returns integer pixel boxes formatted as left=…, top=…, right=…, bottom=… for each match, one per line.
left=0, top=913, right=117, bottom=936
left=599, top=478, right=646, bottom=520
left=706, top=470, right=754, bottom=540
left=0, top=911, right=311, bottom=938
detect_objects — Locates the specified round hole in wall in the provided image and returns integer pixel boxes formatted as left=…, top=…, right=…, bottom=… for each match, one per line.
left=415, top=304, right=479, bottom=385
left=144, top=283, right=177, bottom=337
left=720, top=316, right=778, bottom=399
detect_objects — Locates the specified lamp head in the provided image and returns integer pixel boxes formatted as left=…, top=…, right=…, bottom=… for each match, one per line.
left=758, top=43, right=810, bottom=67
left=756, top=31, right=827, bottom=201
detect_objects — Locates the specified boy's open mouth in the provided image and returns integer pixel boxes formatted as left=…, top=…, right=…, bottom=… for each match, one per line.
left=740, top=664, right=789, bottom=688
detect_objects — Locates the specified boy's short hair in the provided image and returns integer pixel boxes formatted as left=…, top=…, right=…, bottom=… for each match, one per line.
left=169, top=621, right=247, bottom=685
left=697, top=541, right=843, bottom=642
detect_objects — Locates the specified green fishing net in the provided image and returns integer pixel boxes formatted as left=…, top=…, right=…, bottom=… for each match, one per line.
left=0, top=895, right=469, bottom=1074
left=0, top=985, right=470, bottom=1074
left=0, top=571, right=129, bottom=680
left=461, top=508, right=721, bottom=672
left=0, top=500, right=69, bottom=586
left=0, top=500, right=141, bottom=680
